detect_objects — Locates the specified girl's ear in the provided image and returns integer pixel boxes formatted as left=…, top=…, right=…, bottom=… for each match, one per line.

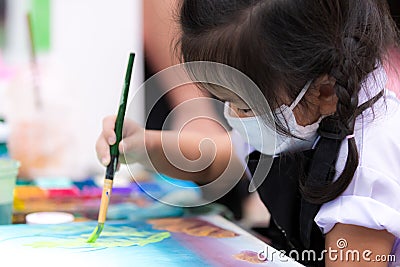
left=313, top=75, right=338, bottom=115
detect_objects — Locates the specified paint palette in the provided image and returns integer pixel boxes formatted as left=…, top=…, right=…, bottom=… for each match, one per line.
left=0, top=215, right=303, bottom=267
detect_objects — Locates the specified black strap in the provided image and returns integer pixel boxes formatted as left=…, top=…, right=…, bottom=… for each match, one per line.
left=299, top=90, right=384, bottom=248
left=355, top=90, right=384, bottom=117
left=317, top=90, right=384, bottom=140
left=299, top=139, right=341, bottom=248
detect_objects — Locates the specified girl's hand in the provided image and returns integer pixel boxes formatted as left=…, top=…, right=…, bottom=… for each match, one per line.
left=96, top=115, right=148, bottom=166
left=95, top=115, right=241, bottom=185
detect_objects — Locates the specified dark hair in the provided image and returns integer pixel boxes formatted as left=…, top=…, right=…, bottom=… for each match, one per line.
left=178, top=0, right=398, bottom=204
left=388, top=0, right=400, bottom=28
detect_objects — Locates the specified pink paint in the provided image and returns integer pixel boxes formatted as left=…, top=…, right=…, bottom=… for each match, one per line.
left=80, top=187, right=102, bottom=198
left=0, top=54, right=15, bottom=80
left=47, top=187, right=80, bottom=198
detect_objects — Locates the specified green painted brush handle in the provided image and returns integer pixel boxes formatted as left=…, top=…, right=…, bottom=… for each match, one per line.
left=106, top=53, right=135, bottom=180
left=110, top=53, right=135, bottom=157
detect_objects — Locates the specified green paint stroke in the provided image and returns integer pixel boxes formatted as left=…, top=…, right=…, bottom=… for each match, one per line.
left=31, top=0, right=51, bottom=51
left=25, top=225, right=170, bottom=249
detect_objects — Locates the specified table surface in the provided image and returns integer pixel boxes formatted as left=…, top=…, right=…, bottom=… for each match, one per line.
left=0, top=215, right=303, bottom=267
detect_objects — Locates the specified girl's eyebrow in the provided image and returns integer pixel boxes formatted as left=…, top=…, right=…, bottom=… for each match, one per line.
left=209, top=94, right=232, bottom=103
left=211, top=93, right=238, bottom=103
left=209, top=89, right=244, bottom=104
left=218, top=97, right=233, bottom=102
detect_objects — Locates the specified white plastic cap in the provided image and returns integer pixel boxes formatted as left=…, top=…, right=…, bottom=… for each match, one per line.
left=0, top=122, right=9, bottom=143
left=25, top=212, right=75, bottom=224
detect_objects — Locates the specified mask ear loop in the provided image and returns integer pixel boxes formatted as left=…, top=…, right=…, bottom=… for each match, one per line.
left=289, top=80, right=313, bottom=110
left=223, top=101, right=231, bottom=117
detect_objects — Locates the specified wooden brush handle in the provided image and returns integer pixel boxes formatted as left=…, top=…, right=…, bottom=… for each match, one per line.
left=98, top=179, right=113, bottom=223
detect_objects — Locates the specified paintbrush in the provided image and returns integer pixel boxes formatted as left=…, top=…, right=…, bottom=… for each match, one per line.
left=87, top=53, right=135, bottom=243
left=26, top=12, right=42, bottom=110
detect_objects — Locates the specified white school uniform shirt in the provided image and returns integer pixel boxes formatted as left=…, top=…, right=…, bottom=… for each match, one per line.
left=314, top=68, right=400, bottom=265
left=230, top=67, right=400, bottom=265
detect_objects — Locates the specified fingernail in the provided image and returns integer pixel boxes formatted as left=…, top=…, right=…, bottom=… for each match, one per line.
left=108, top=136, right=116, bottom=145
left=102, top=157, right=109, bottom=166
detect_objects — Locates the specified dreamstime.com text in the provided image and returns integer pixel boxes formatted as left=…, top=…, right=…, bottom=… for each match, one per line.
left=257, top=238, right=397, bottom=264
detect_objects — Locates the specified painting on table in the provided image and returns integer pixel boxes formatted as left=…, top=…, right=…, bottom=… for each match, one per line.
left=0, top=215, right=303, bottom=267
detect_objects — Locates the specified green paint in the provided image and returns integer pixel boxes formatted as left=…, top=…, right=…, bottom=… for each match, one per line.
left=31, top=0, right=50, bottom=51
left=28, top=232, right=170, bottom=248
left=25, top=225, right=171, bottom=249
left=86, top=223, right=104, bottom=243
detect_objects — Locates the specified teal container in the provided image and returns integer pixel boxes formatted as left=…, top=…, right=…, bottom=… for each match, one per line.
left=0, top=143, right=7, bottom=158
left=0, top=120, right=9, bottom=158
left=0, top=159, right=20, bottom=224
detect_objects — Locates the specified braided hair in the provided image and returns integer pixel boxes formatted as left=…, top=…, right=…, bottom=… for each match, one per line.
left=300, top=1, right=396, bottom=203
left=178, top=0, right=398, bottom=204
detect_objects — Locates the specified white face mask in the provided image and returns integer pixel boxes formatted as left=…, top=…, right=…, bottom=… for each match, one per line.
left=224, top=80, right=321, bottom=156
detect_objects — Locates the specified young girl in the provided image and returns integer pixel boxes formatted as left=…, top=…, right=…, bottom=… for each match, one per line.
left=97, top=0, right=400, bottom=266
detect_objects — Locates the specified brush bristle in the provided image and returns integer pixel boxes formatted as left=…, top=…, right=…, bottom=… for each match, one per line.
left=87, top=223, right=104, bottom=243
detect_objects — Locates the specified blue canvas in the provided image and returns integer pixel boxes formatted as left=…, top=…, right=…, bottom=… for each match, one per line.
left=0, top=215, right=303, bottom=267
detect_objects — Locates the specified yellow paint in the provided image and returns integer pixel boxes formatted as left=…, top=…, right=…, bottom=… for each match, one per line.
left=14, top=186, right=47, bottom=200
left=25, top=225, right=171, bottom=249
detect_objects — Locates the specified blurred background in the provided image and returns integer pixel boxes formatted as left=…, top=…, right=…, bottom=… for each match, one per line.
left=0, top=0, right=398, bottom=230
left=0, top=0, right=263, bottom=227
left=0, top=0, right=144, bottom=179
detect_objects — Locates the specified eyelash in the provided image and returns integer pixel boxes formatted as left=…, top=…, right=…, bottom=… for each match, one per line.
left=238, top=108, right=252, bottom=114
